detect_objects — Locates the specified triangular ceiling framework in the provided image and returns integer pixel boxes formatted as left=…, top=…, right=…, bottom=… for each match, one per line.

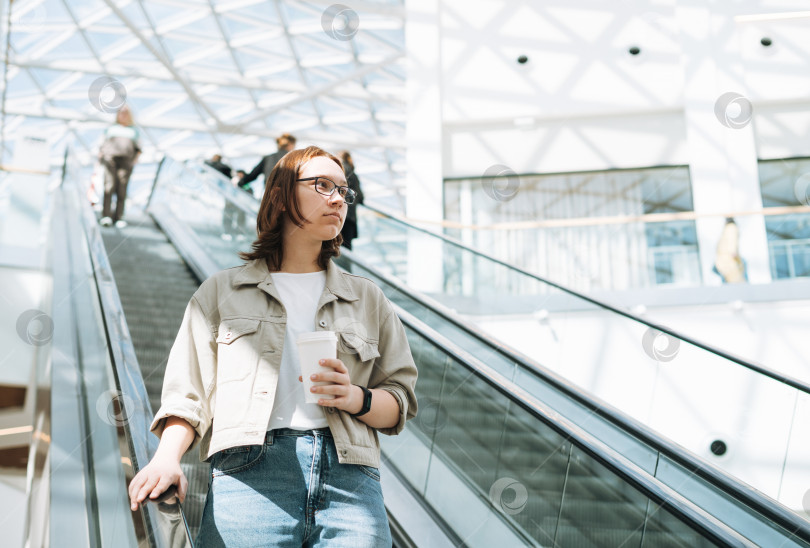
left=1, top=0, right=407, bottom=205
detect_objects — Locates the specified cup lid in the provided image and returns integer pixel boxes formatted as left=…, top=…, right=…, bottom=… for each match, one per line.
left=296, top=331, right=336, bottom=344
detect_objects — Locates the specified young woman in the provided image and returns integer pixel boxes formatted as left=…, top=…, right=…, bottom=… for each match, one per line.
left=128, top=146, right=418, bottom=546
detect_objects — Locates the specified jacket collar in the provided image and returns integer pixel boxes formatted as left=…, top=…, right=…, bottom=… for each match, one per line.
left=232, top=258, right=358, bottom=302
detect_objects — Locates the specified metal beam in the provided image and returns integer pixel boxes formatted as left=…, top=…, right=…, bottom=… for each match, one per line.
left=2, top=105, right=405, bottom=149
left=7, top=57, right=404, bottom=102
left=237, top=51, right=404, bottom=125
left=101, top=0, right=222, bottom=127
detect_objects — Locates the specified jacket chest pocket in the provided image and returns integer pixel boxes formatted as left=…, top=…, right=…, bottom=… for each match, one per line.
left=216, top=318, right=261, bottom=383
left=337, top=330, right=380, bottom=369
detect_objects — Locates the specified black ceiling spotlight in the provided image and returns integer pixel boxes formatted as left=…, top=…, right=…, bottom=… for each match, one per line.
left=517, top=55, right=529, bottom=64
left=628, top=46, right=641, bottom=56
left=761, top=37, right=773, bottom=47
left=710, top=439, right=728, bottom=456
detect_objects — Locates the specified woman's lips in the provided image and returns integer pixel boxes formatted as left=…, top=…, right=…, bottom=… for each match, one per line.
left=325, top=213, right=341, bottom=221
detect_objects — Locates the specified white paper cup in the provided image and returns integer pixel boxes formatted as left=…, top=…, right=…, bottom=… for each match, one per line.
left=296, top=331, right=337, bottom=403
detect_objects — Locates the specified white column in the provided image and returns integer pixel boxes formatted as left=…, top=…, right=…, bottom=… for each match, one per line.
left=676, top=1, right=771, bottom=285
left=405, top=0, right=444, bottom=292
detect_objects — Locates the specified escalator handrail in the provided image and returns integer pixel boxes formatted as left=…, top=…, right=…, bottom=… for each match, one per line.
left=336, top=248, right=810, bottom=542
left=360, top=202, right=810, bottom=396
left=392, top=304, right=759, bottom=548
left=63, top=157, right=192, bottom=548
left=171, top=158, right=810, bottom=540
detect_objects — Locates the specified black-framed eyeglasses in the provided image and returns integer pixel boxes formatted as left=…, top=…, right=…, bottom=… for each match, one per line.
left=297, top=176, right=357, bottom=204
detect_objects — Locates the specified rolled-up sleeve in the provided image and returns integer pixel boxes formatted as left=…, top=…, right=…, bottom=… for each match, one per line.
left=369, top=304, right=418, bottom=436
left=150, top=295, right=216, bottom=451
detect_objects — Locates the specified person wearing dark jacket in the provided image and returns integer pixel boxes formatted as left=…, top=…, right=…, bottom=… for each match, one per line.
left=240, top=133, right=296, bottom=194
left=338, top=151, right=365, bottom=250
left=205, top=154, right=232, bottom=178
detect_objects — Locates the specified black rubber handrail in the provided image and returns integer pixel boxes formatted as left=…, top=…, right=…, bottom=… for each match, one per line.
left=63, top=151, right=194, bottom=548
left=361, top=202, right=810, bottom=395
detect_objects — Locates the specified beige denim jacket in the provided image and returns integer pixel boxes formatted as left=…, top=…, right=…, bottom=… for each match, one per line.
left=150, top=258, right=418, bottom=468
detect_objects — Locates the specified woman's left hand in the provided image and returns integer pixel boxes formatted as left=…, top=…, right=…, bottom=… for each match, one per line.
left=298, top=358, right=363, bottom=414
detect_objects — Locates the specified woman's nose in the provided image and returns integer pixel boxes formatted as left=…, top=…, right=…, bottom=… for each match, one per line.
left=328, top=191, right=345, bottom=206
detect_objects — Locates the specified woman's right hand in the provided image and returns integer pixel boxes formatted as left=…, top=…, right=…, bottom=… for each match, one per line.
left=128, top=456, right=188, bottom=511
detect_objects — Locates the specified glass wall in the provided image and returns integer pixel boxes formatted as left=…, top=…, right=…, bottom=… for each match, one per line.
left=759, top=157, right=810, bottom=280
left=444, top=165, right=699, bottom=291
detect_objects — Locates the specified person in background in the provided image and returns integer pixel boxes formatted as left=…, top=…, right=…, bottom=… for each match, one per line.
left=714, top=217, right=748, bottom=283
left=205, top=154, right=232, bottom=179
left=338, top=151, right=365, bottom=250
left=222, top=169, right=249, bottom=241
left=240, top=133, right=296, bottom=197
left=99, top=105, right=141, bottom=228
left=128, top=146, right=418, bottom=546
left=234, top=169, right=247, bottom=189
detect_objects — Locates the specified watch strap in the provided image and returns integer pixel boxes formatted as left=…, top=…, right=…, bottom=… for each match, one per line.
left=350, top=385, right=372, bottom=417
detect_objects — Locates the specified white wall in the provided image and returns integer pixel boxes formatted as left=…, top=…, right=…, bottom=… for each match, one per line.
left=435, top=1, right=810, bottom=177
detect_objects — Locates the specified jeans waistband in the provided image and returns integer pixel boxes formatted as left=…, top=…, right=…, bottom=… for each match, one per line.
left=267, top=427, right=332, bottom=440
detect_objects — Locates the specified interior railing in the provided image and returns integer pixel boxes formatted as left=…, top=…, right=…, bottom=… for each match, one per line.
left=45, top=150, right=193, bottom=547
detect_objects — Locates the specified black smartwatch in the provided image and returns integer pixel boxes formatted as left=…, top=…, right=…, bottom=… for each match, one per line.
left=350, top=385, right=372, bottom=417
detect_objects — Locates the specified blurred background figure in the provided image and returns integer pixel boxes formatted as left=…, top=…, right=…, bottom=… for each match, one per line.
left=240, top=133, right=296, bottom=197
left=222, top=169, right=249, bottom=241
left=98, top=105, right=141, bottom=228
left=205, top=153, right=232, bottom=179
left=339, top=150, right=365, bottom=250
left=714, top=218, right=748, bottom=283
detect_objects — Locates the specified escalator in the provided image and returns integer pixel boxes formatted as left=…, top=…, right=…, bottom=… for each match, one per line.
left=38, top=152, right=810, bottom=547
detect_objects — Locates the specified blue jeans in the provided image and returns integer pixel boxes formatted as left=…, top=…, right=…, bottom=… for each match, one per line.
left=196, top=428, right=391, bottom=547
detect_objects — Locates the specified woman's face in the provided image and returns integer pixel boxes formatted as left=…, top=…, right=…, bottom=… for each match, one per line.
left=290, top=156, right=348, bottom=242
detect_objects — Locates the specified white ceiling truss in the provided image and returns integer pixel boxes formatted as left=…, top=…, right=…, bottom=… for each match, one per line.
left=0, top=0, right=406, bottom=199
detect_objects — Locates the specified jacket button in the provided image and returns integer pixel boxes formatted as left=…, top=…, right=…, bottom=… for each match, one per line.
left=318, top=320, right=327, bottom=328
left=340, top=449, right=348, bottom=456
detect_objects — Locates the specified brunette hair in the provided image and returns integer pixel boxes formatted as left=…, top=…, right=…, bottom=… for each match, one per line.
left=277, top=133, right=296, bottom=149
left=239, top=146, right=343, bottom=270
left=339, top=150, right=354, bottom=171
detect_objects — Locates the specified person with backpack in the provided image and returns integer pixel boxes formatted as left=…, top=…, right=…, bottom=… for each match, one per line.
left=98, top=105, right=141, bottom=228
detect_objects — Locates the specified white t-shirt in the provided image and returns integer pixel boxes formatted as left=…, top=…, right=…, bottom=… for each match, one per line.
left=267, top=270, right=330, bottom=431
